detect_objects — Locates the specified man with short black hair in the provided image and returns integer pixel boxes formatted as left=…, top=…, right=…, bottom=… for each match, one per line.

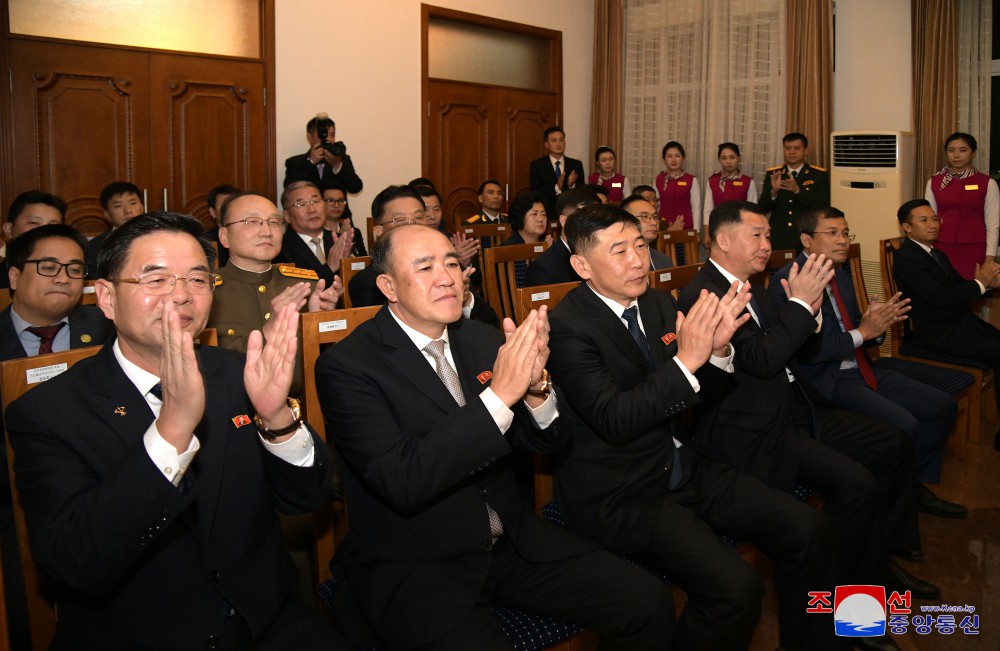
left=547, top=202, right=841, bottom=650
left=622, top=195, right=672, bottom=270
left=759, top=132, right=830, bottom=252
left=283, top=113, right=363, bottom=192
left=465, top=180, right=507, bottom=223
left=1, top=190, right=67, bottom=289
left=529, top=126, right=586, bottom=217
left=6, top=212, right=343, bottom=649
left=88, top=181, right=145, bottom=278
left=524, top=186, right=600, bottom=286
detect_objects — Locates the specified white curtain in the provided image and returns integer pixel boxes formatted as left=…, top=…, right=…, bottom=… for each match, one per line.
left=955, top=0, right=992, bottom=169
left=622, top=0, right=787, bottom=192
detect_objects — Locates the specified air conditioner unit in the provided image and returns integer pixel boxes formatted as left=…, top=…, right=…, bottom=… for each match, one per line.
left=830, top=131, right=914, bottom=264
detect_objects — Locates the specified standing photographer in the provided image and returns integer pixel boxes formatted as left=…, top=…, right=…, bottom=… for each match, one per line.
left=283, top=113, right=363, bottom=192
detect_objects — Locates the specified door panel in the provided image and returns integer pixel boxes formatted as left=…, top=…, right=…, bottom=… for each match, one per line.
left=9, top=39, right=151, bottom=234
left=150, top=55, right=266, bottom=229
left=496, top=89, right=559, bottom=201
left=427, top=80, right=492, bottom=231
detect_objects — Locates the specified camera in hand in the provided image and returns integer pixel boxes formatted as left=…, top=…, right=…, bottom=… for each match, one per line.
left=318, top=125, right=347, bottom=158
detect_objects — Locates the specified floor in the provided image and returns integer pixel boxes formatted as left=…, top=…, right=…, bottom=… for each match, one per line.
left=746, top=411, right=1000, bottom=651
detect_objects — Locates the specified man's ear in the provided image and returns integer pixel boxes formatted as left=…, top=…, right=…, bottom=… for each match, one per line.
left=218, top=227, right=231, bottom=250
left=569, top=253, right=592, bottom=281
left=375, top=273, right=396, bottom=303
left=716, top=230, right=731, bottom=253
left=800, top=232, right=813, bottom=252
left=95, top=279, right=116, bottom=322
left=900, top=222, right=912, bottom=236
left=8, top=266, right=20, bottom=292
left=2, top=222, right=12, bottom=240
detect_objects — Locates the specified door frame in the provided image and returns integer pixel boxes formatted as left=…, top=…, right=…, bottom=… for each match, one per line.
left=0, top=0, right=277, bottom=207
left=420, top=3, right=563, bottom=180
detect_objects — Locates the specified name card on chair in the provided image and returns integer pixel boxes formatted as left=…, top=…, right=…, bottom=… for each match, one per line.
left=82, top=285, right=96, bottom=294
left=782, top=252, right=793, bottom=260
left=464, top=228, right=473, bottom=233
left=533, top=246, right=544, bottom=252
left=26, top=363, right=69, bottom=385
left=318, top=319, right=348, bottom=333
left=350, top=261, right=366, bottom=270
left=659, top=272, right=672, bottom=282
left=531, top=291, right=551, bottom=301
left=498, top=226, right=506, bottom=231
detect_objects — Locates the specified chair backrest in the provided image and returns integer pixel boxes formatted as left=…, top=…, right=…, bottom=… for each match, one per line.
left=656, top=229, right=699, bottom=266
left=513, top=281, right=579, bottom=324
left=879, top=237, right=906, bottom=355
left=482, top=242, right=550, bottom=321
left=648, top=263, right=704, bottom=298
left=1, top=346, right=103, bottom=650
left=0, top=290, right=10, bottom=313
left=79, top=280, right=97, bottom=305
left=460, top=224, right=509, bottom=287
left=299, top=306, right=380, bottom=441
left=339, top=256, right=371, bottom=308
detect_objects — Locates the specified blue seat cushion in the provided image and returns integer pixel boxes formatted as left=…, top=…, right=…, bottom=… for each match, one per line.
left=898, top=342, right=993, bottom=372
left=874, top=357, right=975, bottom=395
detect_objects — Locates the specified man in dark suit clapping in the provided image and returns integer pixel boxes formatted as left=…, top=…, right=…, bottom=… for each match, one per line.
left=529, top=126, right=586, bottom=219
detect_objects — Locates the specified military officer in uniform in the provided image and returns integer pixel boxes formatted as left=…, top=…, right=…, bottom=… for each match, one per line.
left=759, top=132, right=830, bottom=252
left=208, top=192, right=342, bottom=396
left=465, top=179, right=509, bottom=223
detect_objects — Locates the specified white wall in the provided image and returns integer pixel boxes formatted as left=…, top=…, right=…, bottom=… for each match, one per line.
left=275, top=0, right=595, bottom=219
left=833, top=0, right=912, bottom=133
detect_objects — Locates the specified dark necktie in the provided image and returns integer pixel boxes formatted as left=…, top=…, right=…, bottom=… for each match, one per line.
left=554, top=160, right=562, bottom=180
left=26, top=322, right=66, bottom=355
left=424, top=340, right=504, bottom=538
left=622, top=306, right=655, bottom=370
left=149, top=383, right=163, bottom=401
left=748, top=294, right=769, bottom=332
left=929, top=248, right=950, bottom=274
left=828, top=280, right=878, bottom=391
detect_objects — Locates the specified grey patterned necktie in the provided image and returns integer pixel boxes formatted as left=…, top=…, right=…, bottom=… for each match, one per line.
left=424, top=339, right=504, bottom=538
left=310, top=236, right=325, bottom=263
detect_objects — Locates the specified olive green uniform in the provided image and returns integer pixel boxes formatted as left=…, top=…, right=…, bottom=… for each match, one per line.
left=208, top=262, right=318, bottom=396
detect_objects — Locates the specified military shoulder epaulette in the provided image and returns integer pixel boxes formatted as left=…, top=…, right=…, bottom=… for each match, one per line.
left=809, top=165, right=827, bottom=172
left=767, top=165, right=785, bottom=172
left=278, top=264, right=319, bottom=280
left=465, top=215, right=482, bottom=223
left=214, top=275, right=223, bottom=286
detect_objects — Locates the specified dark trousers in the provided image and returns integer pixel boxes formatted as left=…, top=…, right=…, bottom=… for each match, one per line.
left=221, top=593, right=347, bottom=651
left=418, top=537, right=673, bottom=651
left=832, top=365, right=955, bottom=483
left=634, top=456, right=845, bottom=651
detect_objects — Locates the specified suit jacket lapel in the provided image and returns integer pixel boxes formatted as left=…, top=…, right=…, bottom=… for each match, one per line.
left=68, top=306, right=104, bottom=350
left=0, top=308, right=28, bottom=360
left=191, top=349, right=226, bottom=538
left=638, top=290, right=678, bottom=367
left=87, top=343, right=157, bottom=449
left=574, top=285, right=653, bottom=372
left=375, top=307, right=466, bottom=413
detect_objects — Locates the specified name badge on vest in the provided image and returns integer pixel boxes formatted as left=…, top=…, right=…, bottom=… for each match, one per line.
left=966, top=184, right=980, bottom=191
left=733, top=181, right=744, bottom=186
left=677, top=181, right=688, bottom=186
left=611, top=182, right=622, bottom=188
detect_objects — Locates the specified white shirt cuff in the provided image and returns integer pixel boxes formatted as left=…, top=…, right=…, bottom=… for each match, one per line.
left=145, top=422, right=200, bottom=487
left=975, top=279, right=987, bottom=294
left=525, top=391, right=558, bottom=429
left=260, top=424, right=316, bottom=467
left=709, top=343, right=735, bottom=373
left=673, top=357, right=700, bottom=393
left=849, top=328, right=864, bottom=348
left=480, top=387, right=514, bottom=434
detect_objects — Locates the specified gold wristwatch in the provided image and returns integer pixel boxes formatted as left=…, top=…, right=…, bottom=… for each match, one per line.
left=254, top=397, right=303, bottom=440
left=526, top=369, right=552, bottom=398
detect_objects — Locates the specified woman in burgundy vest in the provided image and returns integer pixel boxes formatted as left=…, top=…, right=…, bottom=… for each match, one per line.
left=703, top=142, right=758, bottom=249
left=924, top=132, right=999, bottom=280
left=654, top=141, right=701, bottom=233
left=586, top=146, right=631, bottom=203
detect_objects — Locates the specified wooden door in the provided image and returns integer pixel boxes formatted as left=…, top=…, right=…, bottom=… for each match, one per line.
left=8, top=39, right=152, bottom=235
left=150, top=55, right=267, bottom=229
left=426, top=80, right=496, bottom=231
left=496, top=88, right=560, bottom=201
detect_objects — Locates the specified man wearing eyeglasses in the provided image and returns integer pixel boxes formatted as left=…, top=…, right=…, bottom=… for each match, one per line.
left=0, top=223, right=113, bottom=648
left=769, top=207, right=966, bottom=520
left=622, top=195, right=673, bottom=270
left=5, top=212, right=344, bottom=649
left=275, top=181, right=354, bottom=286
left=210, top=192, right=342, bottom=395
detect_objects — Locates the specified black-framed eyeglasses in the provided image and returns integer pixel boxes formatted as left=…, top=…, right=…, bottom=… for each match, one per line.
left=24, top=259, right=88, bottom=279
left=807, top=230, right=856, bottom=242
left=224, top=216, right=284, bottom=229
left=109, top=271, right=220, bottom=295
left=324, top=198, right=347, bottom=206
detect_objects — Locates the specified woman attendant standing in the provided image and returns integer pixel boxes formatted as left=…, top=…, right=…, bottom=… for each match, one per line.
left=587, top=146, right=631, bottom=203
left=655, top=141, right=701, bottom=233
left=924, top=132, right=999, bottom=279
left=703, top=143, right=758, bottom=249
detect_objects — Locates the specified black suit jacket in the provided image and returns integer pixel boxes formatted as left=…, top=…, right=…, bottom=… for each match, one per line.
left=0, top=304, right=112, bottom=360
left=275, top=228, right=337, bottom=285
left=678, top=261, right=824, bottom=490
left=282, top=151, right=363, bottom=193
left=6, top=344, right=334, bottom=649
left=892, top=237, right=996, bottom=356
left=529, top=155, right=586, bottom=216
left=315, top=306, right=596, bottom=649
left=547, top=285, right=731, bottom=553
left=524, top=239, right=581, bottom=287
